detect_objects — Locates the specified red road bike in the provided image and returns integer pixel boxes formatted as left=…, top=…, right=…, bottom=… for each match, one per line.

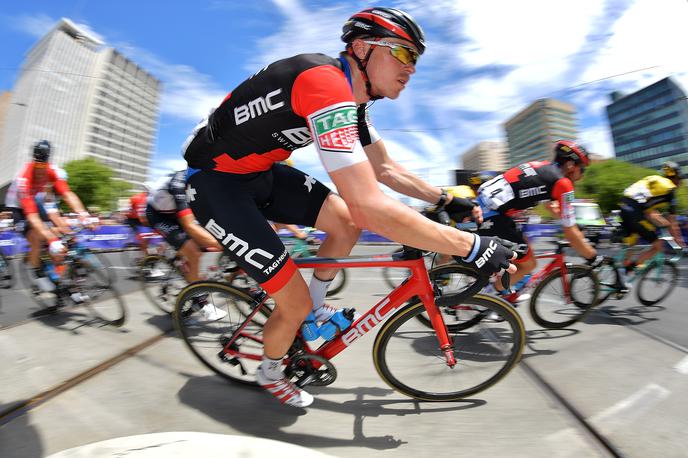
left=174, top=245, right=526, bottom=401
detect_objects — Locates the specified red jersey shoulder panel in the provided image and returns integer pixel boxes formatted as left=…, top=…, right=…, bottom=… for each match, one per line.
left=291, top=65, right=355, bottom=119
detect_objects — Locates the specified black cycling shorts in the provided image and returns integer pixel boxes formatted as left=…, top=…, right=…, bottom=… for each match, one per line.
left=145, top=205, right=190, bottom=250
left=620, top=205, right=658, bottom=244
left=187, top=163, right=331, bottom=293
left=477, top=212, right=532, bottom=262
left=9, top=207, right=50, bottom=237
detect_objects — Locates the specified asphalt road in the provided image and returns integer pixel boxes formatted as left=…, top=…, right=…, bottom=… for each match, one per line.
left=1, top=244, right=687, bottom=457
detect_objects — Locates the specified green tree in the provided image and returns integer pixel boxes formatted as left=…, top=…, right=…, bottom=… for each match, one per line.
left=63, top=157, right=134, bottom=211
left=576, top=159, right=688, bottom=214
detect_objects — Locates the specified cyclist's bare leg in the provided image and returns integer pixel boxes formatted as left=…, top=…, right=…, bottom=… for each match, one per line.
left=27, top=228, right=43, bottom=269
left=437, top=253, right=452, bottom=265
left=634, top=239, right=662, bottom=266
left=311, top=193, right=360, bottom=281
left=499, top=252, right=536, bottom=288
left=177, top=239, right=202, bottom=283
left=263, top=271, right=313, bottom=359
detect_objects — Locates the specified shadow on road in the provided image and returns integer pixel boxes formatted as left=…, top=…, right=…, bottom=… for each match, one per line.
left=0, top=403, right=43, bottom=458
left=178, top=375, right=485, bottom=451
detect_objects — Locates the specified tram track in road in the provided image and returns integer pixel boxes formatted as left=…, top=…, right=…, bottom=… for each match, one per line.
left=0, top=324, right=173, bottom=427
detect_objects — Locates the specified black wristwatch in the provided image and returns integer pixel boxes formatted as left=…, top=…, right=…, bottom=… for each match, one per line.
left=436, top=188, right=448, bottom=207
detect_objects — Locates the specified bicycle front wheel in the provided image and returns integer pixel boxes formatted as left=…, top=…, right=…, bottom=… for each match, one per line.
left=529, top=265, right=599, bottom=329
left=373, top=294, right=525, bottom=401
left=175, top=281, right=266, bottom=385
left=415, top=264, right=481, bottom=331
left=139, top=255, right=185, bottom=314
left=71, top=262, right=127, bottom=326
left=636, top=261, right=678, bottom=305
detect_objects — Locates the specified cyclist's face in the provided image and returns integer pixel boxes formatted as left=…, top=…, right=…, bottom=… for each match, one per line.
left=571, top=163, right=585, bottom=182
left=364, top=38, right=417, bottom=100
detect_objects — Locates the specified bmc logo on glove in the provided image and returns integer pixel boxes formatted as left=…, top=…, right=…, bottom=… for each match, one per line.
left=475, top=239, right=498, bottom=269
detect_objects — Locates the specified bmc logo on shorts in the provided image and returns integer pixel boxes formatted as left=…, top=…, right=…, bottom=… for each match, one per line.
left=204, top=219, right=274, bottom=269
left=309, top=103, right=358, bottom=153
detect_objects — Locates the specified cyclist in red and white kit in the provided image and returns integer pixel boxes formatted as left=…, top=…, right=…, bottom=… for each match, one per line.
left=183, top=7, right=516, bottom=407
left=476, top=140, right=599, bottom=297
left=5, top=141, right=92, bottom=288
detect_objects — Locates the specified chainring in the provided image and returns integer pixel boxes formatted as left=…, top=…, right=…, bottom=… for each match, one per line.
left=286, top=353, right=337, bottom=387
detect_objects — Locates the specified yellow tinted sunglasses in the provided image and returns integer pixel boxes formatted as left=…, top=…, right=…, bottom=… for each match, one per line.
left=363, top=40, right=419, bottom=66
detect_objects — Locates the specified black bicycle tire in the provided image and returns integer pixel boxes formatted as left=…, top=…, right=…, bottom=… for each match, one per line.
left=594, top=261, right=621, bottom=305
left=529, top=265, right=599, bottom=329
left=373, top=294, right=525, bottom=401
left=636, top=260, right=678, bottom=306
left=0, top=251, right=14, bottom=289
left=414, top=264, right=483, bottom=331
left=79, top=270, right=127, bottom=327
left=139, top=255, right=182, bottom=314
left=174, top=281, right=264, bottom=386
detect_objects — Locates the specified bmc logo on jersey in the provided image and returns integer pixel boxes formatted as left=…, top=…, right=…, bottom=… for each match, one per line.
left=309, top=103, right=358, bottom=153
left=519, top=185, right=547, bottom=199
left=234, top=88, right=285, bottom=126
left=204, top=219, right=274, bottom=269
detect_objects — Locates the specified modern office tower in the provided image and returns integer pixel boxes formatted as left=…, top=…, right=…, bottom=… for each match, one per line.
left=504, top=98, right=577, bottom=167
left=0, top=92, right=10, bottom=149
left=460, top=140, right=508, bottom=172
left=606, top=77, right=688, bottom=174
left=0, top=18, right=160, bottom=195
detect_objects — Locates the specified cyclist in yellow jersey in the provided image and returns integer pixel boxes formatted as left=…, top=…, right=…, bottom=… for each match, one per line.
left=619, top=161, right=686, bottom=272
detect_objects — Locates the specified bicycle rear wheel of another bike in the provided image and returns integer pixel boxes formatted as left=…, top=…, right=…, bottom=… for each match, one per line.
left=139, top=255, right=185, bottom=314
left=175, top=281, right=266, bottom=386
left=71, top=261, right=127, bottom=326
left=373, top=294, right=525, bottom=401
left=414, top=264, right=481, bottom=331
left=636, top=261, right=678, bottom=305
left=529, top=265, right=599, bottom=329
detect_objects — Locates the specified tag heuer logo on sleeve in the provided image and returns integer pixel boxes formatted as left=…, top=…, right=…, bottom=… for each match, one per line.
left=309, top=103, right=359, bottom=153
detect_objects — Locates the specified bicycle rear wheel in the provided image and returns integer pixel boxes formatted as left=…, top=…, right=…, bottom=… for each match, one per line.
left=636, top=261, right=678, bottom=305
left=71, top=261, right=127, bottom=326
left=175, top=281, right=265, bottom=385
left=373, top=294, right=525, bottom=401
left=594, top=261, right=621, bottom=304
left=529, top=265, right=599, bottom=329
left=415, top=264, right=481, bottom=331
left=139, top=255, right=185, bottom=314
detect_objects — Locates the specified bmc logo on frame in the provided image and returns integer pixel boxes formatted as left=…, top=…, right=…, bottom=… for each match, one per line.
left=341, top=298, right=396, bottom=346
left=204, top=219, right=274, bottom=269
left=234, top=88, right=285, bottom=126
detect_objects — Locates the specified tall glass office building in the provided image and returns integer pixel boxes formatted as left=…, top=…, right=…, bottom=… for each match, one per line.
left=606, top=77, right=688, bottom=174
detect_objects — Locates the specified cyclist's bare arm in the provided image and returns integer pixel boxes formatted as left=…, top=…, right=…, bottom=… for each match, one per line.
left=562, top=224, right=596, bottom=259
left=330, top=161, right=513, bottom=268
left=26, top=213, right=59, bottom=241
left=46, top=209, right=71, bottom=234
left=363, top=140, right=446, bottom=204
left=273, top=222, right=308, bottom=239
left=666, top=214, right=686, bottom=246
left=178, top=212, right=222, bottom=250
left=61, top=191, right=87, bottom=215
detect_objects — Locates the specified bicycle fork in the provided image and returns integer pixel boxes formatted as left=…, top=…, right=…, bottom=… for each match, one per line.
left=420, top=292, right=456, bottom=368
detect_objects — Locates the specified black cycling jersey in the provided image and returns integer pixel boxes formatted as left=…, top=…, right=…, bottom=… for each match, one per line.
left=147, top=170, right=191, bottom=217
left=183, top=53, right=377, bottom=174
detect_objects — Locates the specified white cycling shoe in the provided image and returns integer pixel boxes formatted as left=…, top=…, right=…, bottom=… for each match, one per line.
left=256, top=367, right=314, bottom=408
left=192, top=302, right=227, bottom=321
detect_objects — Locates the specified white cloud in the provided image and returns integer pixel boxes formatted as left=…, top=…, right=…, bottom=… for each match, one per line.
left=10, top=13, right=56, bottom=38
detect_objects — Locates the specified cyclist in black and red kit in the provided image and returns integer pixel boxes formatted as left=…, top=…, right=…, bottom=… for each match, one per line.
left=183, top=7, right=516, bottom=407
left=476, top=140, right=599, bottom=299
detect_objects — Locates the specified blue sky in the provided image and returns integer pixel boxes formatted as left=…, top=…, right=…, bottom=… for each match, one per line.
left=2, top=0, right=687, bottom=198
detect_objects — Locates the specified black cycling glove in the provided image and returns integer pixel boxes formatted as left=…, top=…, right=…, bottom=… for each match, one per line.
left=455, top=234, right=514, bottom=276
left=443, top=197, right=476, bottom=221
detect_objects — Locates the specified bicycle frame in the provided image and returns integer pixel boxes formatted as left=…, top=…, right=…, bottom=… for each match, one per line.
left=224, top=249, right=463, bottom=367
left=605, top=232, right=682, bottom=287
left=502, top=243, right=573, bottom=303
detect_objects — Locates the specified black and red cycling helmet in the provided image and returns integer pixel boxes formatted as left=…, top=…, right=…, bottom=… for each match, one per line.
left=32, top=140, right=51, bottom=163
left=341, top=7, right=426, bottom=55
left=553, top=140, right=590, bottom=167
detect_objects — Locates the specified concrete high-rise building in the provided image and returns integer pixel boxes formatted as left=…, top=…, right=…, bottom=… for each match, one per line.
left=460, top=140, right=508, bottom=172
left=606, top=77, right=688, bottom=174
left=0, top=18, right=161, bottom=195
left=503, top=98, right=577, bottom=167
left=0, top=92, right=11, bottom=150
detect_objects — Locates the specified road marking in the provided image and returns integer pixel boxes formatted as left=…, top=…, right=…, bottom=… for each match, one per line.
left=674, top=355, right=688, bottom=374
left=591, top=383, right=670, bottom=431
